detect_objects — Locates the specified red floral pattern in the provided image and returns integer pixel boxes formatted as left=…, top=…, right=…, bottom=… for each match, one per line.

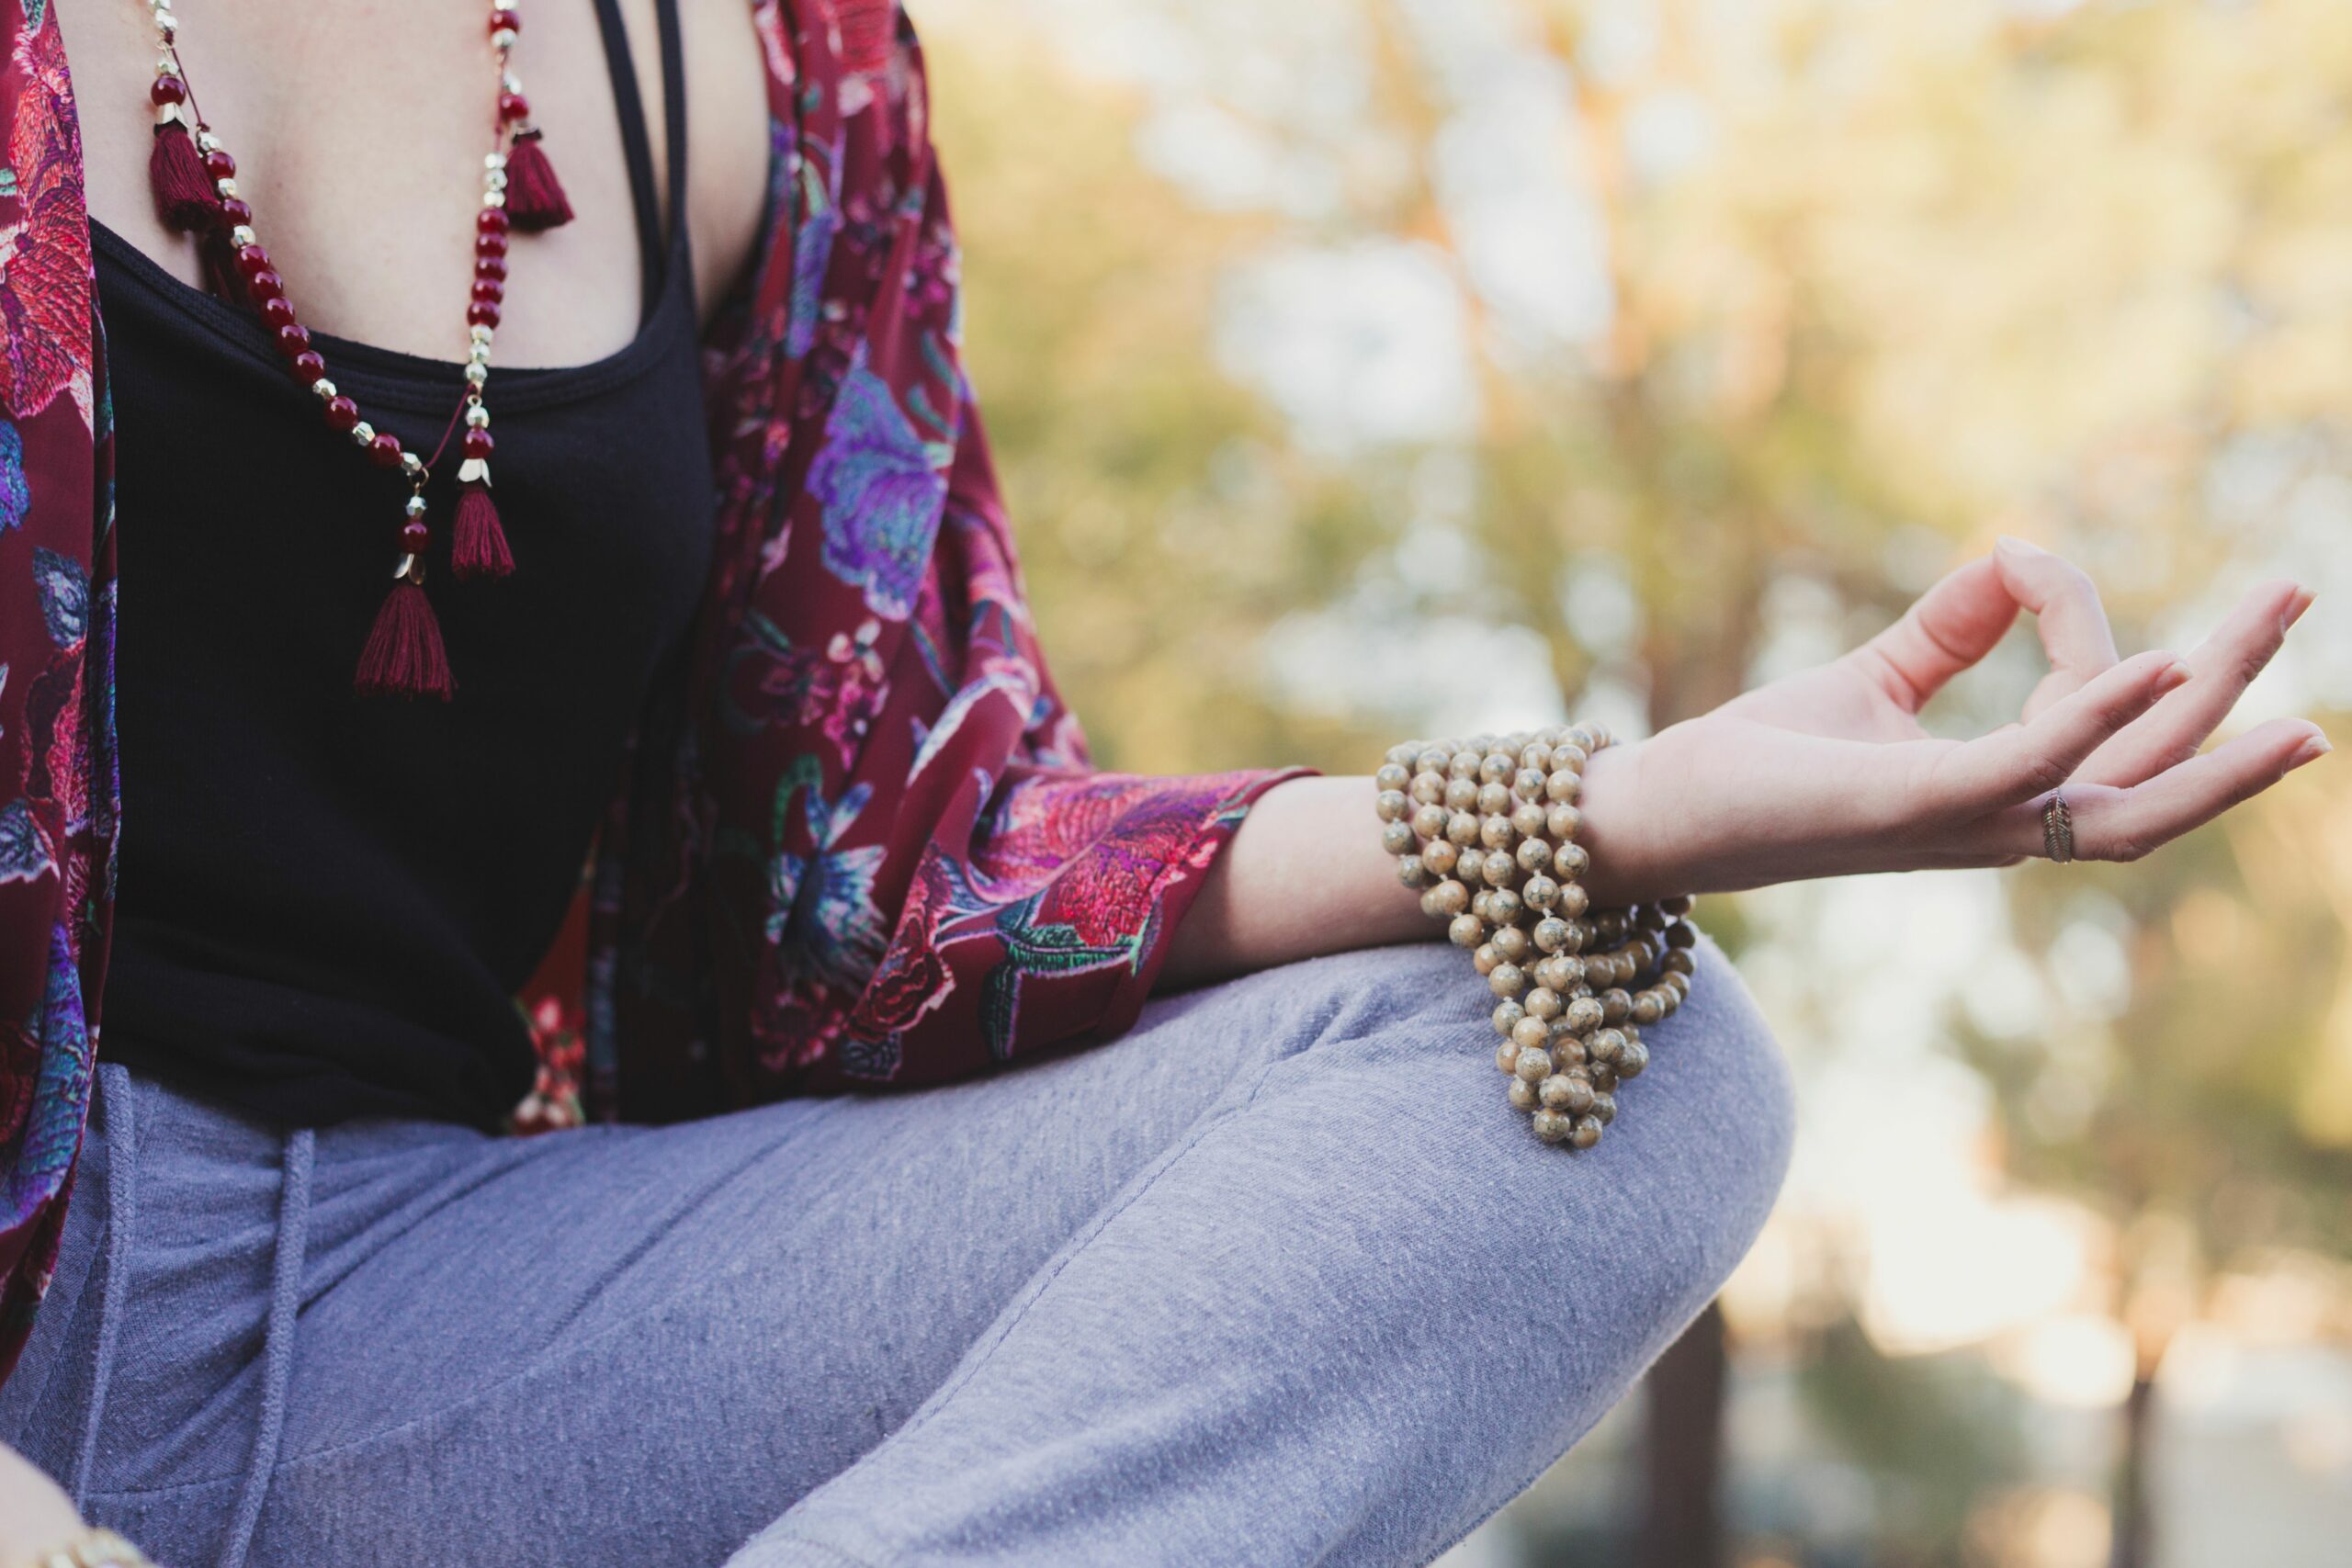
left=0, top=0, right=1309, bottom=1383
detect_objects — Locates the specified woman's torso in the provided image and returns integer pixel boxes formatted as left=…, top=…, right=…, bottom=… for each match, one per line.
left=76, top=0, right=766, bottom=1126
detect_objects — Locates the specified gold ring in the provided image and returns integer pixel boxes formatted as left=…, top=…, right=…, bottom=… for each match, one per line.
left=2041, top=791, right=2075, bottom=863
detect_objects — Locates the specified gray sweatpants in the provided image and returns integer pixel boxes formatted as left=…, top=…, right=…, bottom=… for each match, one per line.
left=2, top=941, right=1792, bottom=1568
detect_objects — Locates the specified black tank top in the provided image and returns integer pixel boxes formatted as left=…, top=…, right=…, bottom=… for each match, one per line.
left=95, top=0, right=714, bottom=1129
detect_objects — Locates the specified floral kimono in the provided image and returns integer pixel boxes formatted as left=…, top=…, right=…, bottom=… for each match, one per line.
left=0, top=0, right=1303, bottom=1382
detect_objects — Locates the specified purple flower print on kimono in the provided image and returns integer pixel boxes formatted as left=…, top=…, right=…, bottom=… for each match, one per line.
left=765, top=755, right=889, bottom=996
left=0, top=422, right=29, bottom=533
left=808, top=357, right=951, bottom=622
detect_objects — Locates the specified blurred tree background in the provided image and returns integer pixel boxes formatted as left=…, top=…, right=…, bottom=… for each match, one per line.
left=921, top=0, right=2352, bottom=1563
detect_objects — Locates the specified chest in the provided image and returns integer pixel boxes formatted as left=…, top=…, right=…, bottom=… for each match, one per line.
left=57, top=0, right=773, bottom=367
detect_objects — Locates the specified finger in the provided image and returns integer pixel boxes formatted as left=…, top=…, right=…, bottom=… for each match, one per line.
left=1926, top=649, right=2189, bottom=813
left=1851, top=556, right=2020, bottom=712
left=2075, top=579, right=2315, bottom=788
left=1983, top=718, right=2331, bottom=863
left=1994, top=536, right=2123, bottom=719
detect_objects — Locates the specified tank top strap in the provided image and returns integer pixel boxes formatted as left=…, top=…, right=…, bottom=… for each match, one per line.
left=589, top=0, right=689, bottom=322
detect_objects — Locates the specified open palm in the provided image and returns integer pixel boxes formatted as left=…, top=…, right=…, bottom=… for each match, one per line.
left=1585, top=538, right=2328, bottom=901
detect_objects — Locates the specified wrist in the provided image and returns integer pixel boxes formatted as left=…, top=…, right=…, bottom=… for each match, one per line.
left=1575, top=739, right=1672, bottom=907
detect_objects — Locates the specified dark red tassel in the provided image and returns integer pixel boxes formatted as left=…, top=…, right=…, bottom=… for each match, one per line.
left=452, top=482, right=514, bottom=581
left=149, top=120, right=218, bottom=231
left=198, top=227, right=244, bottom=304
left=503, top=131, right=572, bottom=231
left=356, top=579, right=455, bottom=700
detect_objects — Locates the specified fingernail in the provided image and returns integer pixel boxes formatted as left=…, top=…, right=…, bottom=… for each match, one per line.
left=2289, top=586, right=2317, bottom=626
left=2154, top=656, right=2191, bottom=694
left=1996, top=535, right=2046, bottom=557
left=2294, top=733, right=2334, bottom=766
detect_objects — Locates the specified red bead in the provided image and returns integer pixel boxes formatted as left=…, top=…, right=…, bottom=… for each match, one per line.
left=476, top=208, right=510, bottom=235
left=399, top=518, right=431, bottom=554
left=474, top=255, right=507, bottom=282
left=470, top=278, right=504, bottom=305
left=489, top=9, right=521, bottom=36
left=466, top=301, right=502, bottom=329
left=249, top=270, right=285, bottom=301
left=368, top=433, right=406, bottom=468
left=260, top=296, right=297, bottom=331
left=201, top=149, right=236, bottom=182
left=323, top=396, right=360, bottom=433
left=292, top=350, right=327, bottom=384
left=497, top=91, right=530, bottom=123
left=217, top=197, right=254, bottom=230
left=461, top=428, right=495, bottom=460
left=150, top=75, right=187, bottom=107
left=475, top=229, right=509, bottom=259
left=275, top=323, right=311, bottom=358
left=234, top=244, right=272, bottom=278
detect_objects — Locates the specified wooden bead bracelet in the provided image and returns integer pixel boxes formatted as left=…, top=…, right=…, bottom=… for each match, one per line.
left=1374, top=723, right=1699, bottom=1149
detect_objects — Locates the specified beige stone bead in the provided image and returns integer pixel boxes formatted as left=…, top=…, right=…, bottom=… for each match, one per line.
left=1385, top=742, right=1420, bottom=767
left=1492, top=924, right=1531, bottom=963
left=1510, top=1078, right=1541, bottom=1112
left=1665, top=920, right=1697, bottom=950
left=1478, top=816, right=1516, bottom=852
left=1519, top=742, right=1553, bottom=773
left=1471, top=890, right=1494, bottom=922
left=1512, top=767, right=1546, bottom=804
left=1486, top=888, right=1523, bottom=926
left=1513, top=1043, right=1554, bottom=1082
left=1588, top=1062, right=1619, bottom=1093
left=1665, top=969, right=1692, bottom=998
left=1419, top=888, right=1446, bottom=919
left=1396, top=856, right=1431, bottom=891
left=1410, top=771, right=1447, bottom=806
left=1511, top=1015, right=1552, bottom=1053
left=1588, top=1027, right=1625, bottom=1065
left=1545, top=1072, right=1596, bottom=1114
left=1488, top=962, right=1527, bottom=998
left=1429, top=879, right=1470, bottom=918
left=1662, top=949, right=1696, bottom=977
left=1471, top=752, right=1507, bottom=785
left=1552, top=742, right=1589, bottom=773
left=1583, top=953, right=1618, bottom=988
left=1525, top=986, right=1563, bottom=1021
left=1632, top=991, right=1664, bottom=1025
left=1416, top=746, right=1451, bottom=775
left=1456, top=853, right=1486, bottom=888
left=1473, top=942, right=1500, bottom=976
left=1409, top=803, right=1447, bottom=842
left=1421, top=838, right=1459, bottom=875
left=1473, top=781, right=1509, bottom=817
left=1546, top=803, right=1582, bottom=841
left=1521, top=874, right=1559, bottom=912
left=1446, top=810, right=1483, bottom=848
left=1660, top=893, right=1695, bottom=918
left=1563, top=726, right=1596, bottom=753
left=1547, top=1028, right=1588, bottom=1068
left=1600, top=988, right=1634, bottom=1023
left=1482, top=850, right=1518, bottom=886
left=1534, top=955, right=1580, bottom=994
left=1515, top=835, right=1553, bottom=874
left=1381, top=821, right=1417, bottom=857
left=1564, top=996, right=1606, bottom=1033
left=1510, top=803, right=1549, bottom=841
left=1531, top=918, right=1569, bottom=953
left=1376, top=789, right=1411, bottom=826
left=1554, top=883, right=1589, bottom=919
left=1493, top=999, right=1526, bottom=1038
left=1569, top=1116, right=1603, bottom=1150
left=1444, top=776, right=1479, bottom=812
left=1655, top=987, right=1679, bottom=1016
left=1546, top=768, right=1583, bottom=804
left=1531, top=1107, right=1572, bottom=1143
left=1496, top=1039, right=1522, bottom=1075
left=1589, top=1091, right=1618, bottom=1126
left=1616, top=1040, right=1649, bottom=1079
left=1448, top=914, right=1486, bottom=948
left=1447, top=750, right=1481, bottom=781
left=1553, top=842, right=1591, bottom=881
left=1374, top=762, right=1411, bottom=793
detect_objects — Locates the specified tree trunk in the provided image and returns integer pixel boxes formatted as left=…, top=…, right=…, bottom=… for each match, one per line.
left=1634, top=1302, right=1730, bottom=1568
left=2109, top=1364, right=2157, bottom=1568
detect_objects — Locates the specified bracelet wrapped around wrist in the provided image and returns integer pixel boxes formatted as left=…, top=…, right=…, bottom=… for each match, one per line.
left=1374, top=723, right=1699, bottom=1149
left=7, top=1528, right=154, bottom=1568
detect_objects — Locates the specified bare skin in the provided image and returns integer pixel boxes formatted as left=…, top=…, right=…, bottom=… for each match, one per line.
left=0, top=6, right=2331, bottom=1555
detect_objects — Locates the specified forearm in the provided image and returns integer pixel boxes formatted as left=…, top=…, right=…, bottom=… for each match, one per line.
left=1158, top=753, right=1668, bottom=988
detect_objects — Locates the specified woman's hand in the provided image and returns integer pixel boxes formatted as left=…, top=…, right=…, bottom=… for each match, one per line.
left=1160, top=539, right=2325, bottom=987
left=0, top=1440, right=84, bottom=1559
left=1578, top=537, right=2328, bottom=904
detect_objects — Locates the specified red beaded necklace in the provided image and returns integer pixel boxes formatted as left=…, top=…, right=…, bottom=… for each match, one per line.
left=143, top=0, right=575, bottom=701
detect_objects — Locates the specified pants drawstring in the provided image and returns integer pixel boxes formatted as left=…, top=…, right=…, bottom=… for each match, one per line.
left=219, top=1125, right=315, bottom=1568
left=68, top=1065, right=140, bottom=1513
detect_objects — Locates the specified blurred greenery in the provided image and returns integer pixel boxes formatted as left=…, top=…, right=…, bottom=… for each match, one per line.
left=924, top=0, right=2352, bottom=1562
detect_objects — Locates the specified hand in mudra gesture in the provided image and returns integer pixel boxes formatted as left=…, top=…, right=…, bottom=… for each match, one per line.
left=1582, top=537, right=2328, bottom=903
